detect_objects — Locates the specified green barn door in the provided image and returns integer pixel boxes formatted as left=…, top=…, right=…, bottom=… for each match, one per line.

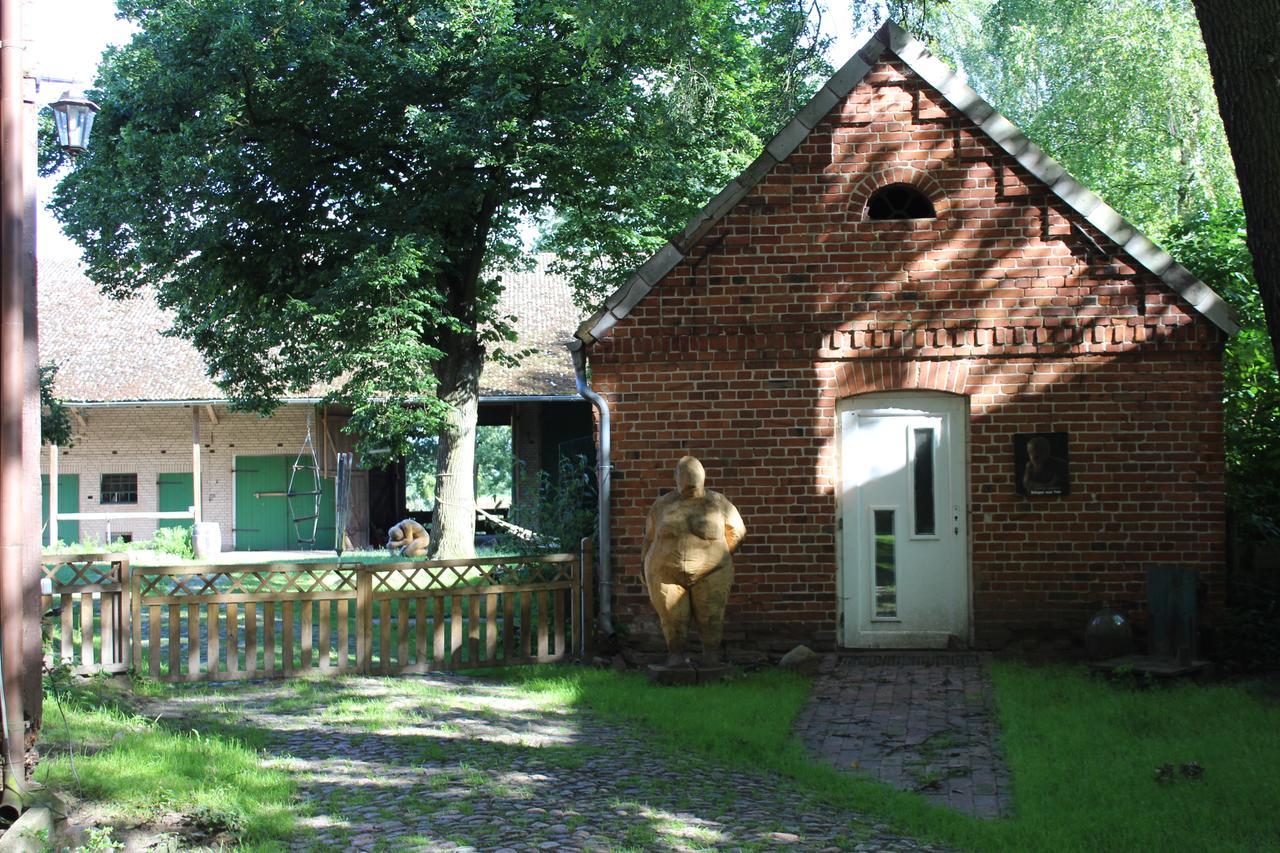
left=156, top=473, right=195, bottom=531
left=235, top=455, right=336, bottom=551
left=235, top=456, right=289, bottom=550
left=41, top=474, right=80, bottom=545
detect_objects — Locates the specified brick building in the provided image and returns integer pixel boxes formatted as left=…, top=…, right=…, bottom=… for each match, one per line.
left=574, top=23, right=1234, bottom=651
left=39, top=251, right=591, bottom=551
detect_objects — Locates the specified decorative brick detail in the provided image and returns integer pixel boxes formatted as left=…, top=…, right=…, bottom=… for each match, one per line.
left=847, top=166, right=950, bottom=220
left=831, top=359, right=970, bottom=397
left=585, top=55, right=1227, bottom=652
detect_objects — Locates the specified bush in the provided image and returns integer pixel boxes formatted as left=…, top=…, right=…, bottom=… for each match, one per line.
left=1215, top=566, right=1280, bottom=672
left=44, top=527, right=194, bottom=560
left=496, top=454, right=597, bottom=555
left=1167, top=209, right=1280, bottom=542
left=150, top=526, right=195, bottom=560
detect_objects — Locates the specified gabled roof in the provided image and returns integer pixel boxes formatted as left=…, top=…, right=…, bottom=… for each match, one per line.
left=575, top=20, right=1237, bottom=344
left=40, top=251, right=584, bottom=404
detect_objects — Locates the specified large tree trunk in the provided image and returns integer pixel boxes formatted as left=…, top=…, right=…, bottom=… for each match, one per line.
left=430, top=333, right=482, bottom=559
left=1193, top=1, right=1280, bottom=368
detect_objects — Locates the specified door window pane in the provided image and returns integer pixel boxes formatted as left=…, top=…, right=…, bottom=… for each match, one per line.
left=913, top=428, right=936, bottom=535
left=873, top=509, right=897, bottom=617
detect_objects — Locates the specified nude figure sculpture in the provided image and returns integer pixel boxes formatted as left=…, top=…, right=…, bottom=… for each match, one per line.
left=642, top=456, right=746, bottom=667
left=386, top=518, right=431, bottom=557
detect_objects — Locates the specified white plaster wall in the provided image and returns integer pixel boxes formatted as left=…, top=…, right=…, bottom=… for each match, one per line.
left=41, top=403, right=321, bottom=549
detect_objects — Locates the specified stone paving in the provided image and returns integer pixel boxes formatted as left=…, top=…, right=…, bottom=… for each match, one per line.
left=792, top=653, right=1013, bottom=819
left=127, top=673, right=954, bottom=852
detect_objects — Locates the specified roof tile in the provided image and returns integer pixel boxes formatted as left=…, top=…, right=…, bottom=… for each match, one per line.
left=38, top=250, right=582, bottom=402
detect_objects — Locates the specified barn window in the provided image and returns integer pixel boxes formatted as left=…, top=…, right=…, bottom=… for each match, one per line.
left=100, top=473, right=138, bottom=505
left=866, top=183, right=936, bottom=220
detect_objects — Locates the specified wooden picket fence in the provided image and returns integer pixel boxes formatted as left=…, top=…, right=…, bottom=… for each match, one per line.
left=41, top=553, right=132, bottom=675
left=41, top=540, right=595, bottom=682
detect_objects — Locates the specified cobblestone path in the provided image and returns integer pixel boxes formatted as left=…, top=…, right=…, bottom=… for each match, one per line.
left=138, top=674, right=952, bottom=852
left=793, top=654, right=1013, bottom=819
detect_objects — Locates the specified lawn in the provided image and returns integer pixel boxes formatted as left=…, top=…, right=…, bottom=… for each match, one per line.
left=36, top=677, right=296, bottom=849
left=493, top=662, right=1280, bottom=852
left=30, top=663, right=1280, bottom=851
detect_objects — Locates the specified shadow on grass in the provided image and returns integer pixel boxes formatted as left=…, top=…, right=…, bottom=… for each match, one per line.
left=38, top=675, right=296, bottom=848
left=39, top=662, right=1280, bottom=852
left=52, top=670, right=905, bottom=850
left=483, top=662, right=1280, bottom=853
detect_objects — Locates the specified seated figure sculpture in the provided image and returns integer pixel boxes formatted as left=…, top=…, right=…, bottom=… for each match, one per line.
left=386, top=518, right=431, bottom=557
left=642, top=456, right=746, bottom=668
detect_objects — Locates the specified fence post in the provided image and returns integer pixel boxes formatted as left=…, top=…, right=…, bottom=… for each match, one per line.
left=130, top=563, right=144, bottom=673
left=356, top=567, right=372, bottom=674
left=580, top=537, right=595, bottom=659
left=569, top=547, right=581, bottom=660
left=118, top=557, right=132, bottom=670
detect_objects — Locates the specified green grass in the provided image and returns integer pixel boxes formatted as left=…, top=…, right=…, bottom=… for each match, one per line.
left=491, top=663, right=1280, bottom=852
left=37, top=678, right=297, bottom=847
left=37, top=662, right=1280, bottom=852
left=992, top=663, right=1280, bottom=851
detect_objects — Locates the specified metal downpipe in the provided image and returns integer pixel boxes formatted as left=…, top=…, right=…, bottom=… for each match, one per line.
left=0, top=0, right=28, bottom=799
left=569, top=341, right=614, bottom=636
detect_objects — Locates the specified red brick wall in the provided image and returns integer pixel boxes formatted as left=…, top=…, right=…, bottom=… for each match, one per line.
left=588, top=57, right=1226, bottom=651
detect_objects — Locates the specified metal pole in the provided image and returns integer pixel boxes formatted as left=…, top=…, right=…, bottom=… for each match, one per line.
left=0, top=0, right=29, bottom=788
left=191, top=407, right=202, bottom=524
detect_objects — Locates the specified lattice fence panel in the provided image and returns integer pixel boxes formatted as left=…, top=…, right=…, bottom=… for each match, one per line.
left=41, top=553, right=131, bottom=675
left=124, top=541, right=593, bottom=683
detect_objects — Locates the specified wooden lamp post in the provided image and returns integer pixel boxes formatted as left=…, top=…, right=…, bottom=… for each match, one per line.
left=1, top=0, right=99, bottom=807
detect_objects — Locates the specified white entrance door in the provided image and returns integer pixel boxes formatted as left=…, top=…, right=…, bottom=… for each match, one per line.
left=839, top=392, right=969, bottom=648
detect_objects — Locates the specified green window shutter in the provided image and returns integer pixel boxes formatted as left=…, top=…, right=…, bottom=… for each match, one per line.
left=156, top=472, right=195, bottom=530
left=41, top=474, right=80, bottom=545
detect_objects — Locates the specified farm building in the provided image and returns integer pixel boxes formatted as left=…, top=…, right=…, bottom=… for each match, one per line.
left=572, top=22, right=1233, bottom=652
left=38, top=250, right=592, bottom=552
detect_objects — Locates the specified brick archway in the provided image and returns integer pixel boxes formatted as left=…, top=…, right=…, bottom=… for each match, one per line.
left=832, top=360, right=971, bottom=398
left=849, top=167, right=950, bottom=220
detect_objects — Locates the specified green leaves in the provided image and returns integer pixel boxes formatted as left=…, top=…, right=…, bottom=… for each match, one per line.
left=40, top=365, right=74, bottom=448
left=54, top=0, right=827, bottom=456
left=885, top=0, right=1238, bottom=242
left=1167, top=210, right=1280, bottom=538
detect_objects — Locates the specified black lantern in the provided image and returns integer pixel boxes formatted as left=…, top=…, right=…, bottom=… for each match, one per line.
left=49, top=90, right=100, bottom=155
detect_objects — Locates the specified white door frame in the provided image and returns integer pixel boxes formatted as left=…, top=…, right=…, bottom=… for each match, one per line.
left=835, top=391, right=972, bottom=648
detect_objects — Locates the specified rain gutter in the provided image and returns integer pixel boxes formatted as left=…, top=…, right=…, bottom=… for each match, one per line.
left=568, top=340, right=613, bottom=636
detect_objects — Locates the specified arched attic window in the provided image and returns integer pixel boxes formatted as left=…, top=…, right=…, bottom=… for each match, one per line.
left=866, top=183, right=936, bottom=220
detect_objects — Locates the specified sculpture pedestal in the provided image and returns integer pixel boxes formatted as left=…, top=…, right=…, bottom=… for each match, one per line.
left=647, top=662, right=732, bottom=686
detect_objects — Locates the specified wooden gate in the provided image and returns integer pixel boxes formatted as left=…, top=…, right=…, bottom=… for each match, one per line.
left=41, top=554, right=132, bottom=675
left=118, top=540, right=594, bottom=682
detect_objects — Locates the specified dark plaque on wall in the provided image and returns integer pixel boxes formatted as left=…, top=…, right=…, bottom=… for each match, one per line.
left=1014, top=432, right=1070, bottom=496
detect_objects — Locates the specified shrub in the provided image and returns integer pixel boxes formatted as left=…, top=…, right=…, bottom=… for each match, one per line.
left=496, top=454, right=597, bottom=555
left=150, top=526, right=195, bottom=560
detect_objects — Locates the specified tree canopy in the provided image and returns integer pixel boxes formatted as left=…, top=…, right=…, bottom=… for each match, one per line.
left=54, top=0, right=829, bottom=555
left=862, top=0, right=1238, bottom=241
